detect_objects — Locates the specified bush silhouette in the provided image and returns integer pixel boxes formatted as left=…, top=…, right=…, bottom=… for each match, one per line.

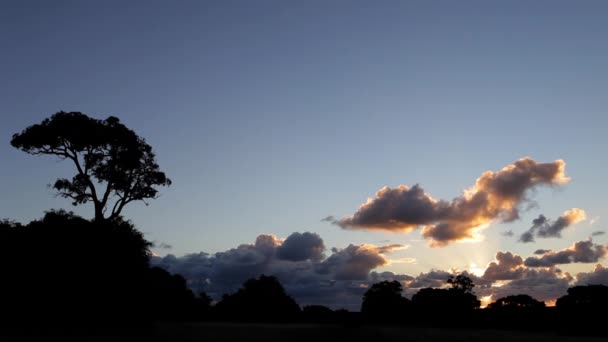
left=0, top=210, right=200, bottom=330
left=213, top=275, right=301, bottom=322
left=488, top=294, right=545, bottom=310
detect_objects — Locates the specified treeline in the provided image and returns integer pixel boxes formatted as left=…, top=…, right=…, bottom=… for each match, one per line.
left=1, top=211, right=607, bottom=336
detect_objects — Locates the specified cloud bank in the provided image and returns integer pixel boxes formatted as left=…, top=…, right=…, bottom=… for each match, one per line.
left=152, top=232, right=409, bottom=310
left=152, top=232, right=608, bottom=309
left=333, top=158, right=569, bottom=246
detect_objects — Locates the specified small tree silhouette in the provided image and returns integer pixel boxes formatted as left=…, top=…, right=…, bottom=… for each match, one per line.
left=213, top=275, right=301, bottom=322
left=447, top=274, right=475, bottom=293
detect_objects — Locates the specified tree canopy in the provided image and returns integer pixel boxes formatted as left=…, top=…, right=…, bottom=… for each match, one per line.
left=361, top=280, right=411, bottom=319
left=11, top=112, right=171, bottom=222
left=447, top=274, right=475, bottom=293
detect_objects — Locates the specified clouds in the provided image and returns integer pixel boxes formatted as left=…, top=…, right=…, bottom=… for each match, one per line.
left=482, top=251, right=524, bottom=282
left=519, top=209, right=586, bottom=243
left=151, top=229, right=608, bottom=309
left=276, top=232, right=325, bottom=262
left=483, top=268, right=571, bottom=302
left=333, top=158, right=569, bottom=246
left=575, top=264, right=608, bottom=286
left=524, top=240, right=608, bottom=267
left=151, top=232, right=409, bottom=310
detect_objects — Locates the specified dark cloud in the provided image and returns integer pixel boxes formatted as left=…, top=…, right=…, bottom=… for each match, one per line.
left=519, top=230, right=535, bottom=243
left=408, top=269, right=453, bottom=289
left=591, top=231, right=606, bottom=237
left=575, top=264, right=608, bottom=286
left=276, top=232, right=325, bottom=262
left=480, top=268, right=571, bottom=302
left=334, top=158, right=569, bottom=247
left=482, top=251, right=524, bottom=281
left=315, top=244, right=404, bottom=280
left=534, top=249, right=551, bottom=255
left=151, top=233, right=410, bottom=310
left=321, top=216, right=337, bottom=223
left=519, top=209, right=586, bottom=243
left=370, top=271, right=414, bottom=283
left=524, top=240, right=608, bottom=267
left=155, top=242, right=172, bottom=249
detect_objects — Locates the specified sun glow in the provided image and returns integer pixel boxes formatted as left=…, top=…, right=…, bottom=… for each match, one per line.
left=468, top=262, right=485, bottom=277
left=480, top=295, right=493, bottom=308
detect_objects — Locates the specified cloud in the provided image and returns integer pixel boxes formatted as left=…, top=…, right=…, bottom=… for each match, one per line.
left=151, top=232, right=411, bottom=311
left=155, top=242, right=173, bottom=250
left=481, top=267, right=571, bottom=302
left=315, top=244, right=405, bottom=280
left=482, top=251, right=524, bottom=281
left=519, top=209, right=586, bottom=243
left=534, top=249, right=551, bottom=255
left=501, top=230, right=514, bottom=237
left=591, top=231, right=605, bottom=237
left=524, top=240, right=608, bottom=267
left=575, top=264, right=608, bottom=286
left=408, top=269, right=454, bottom=289
left=333, top=158, right=569, bottom=247
left=276, top=232, right=325, bottom=262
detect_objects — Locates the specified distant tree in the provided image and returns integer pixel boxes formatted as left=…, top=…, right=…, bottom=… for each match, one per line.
left=555, top=285, right=608, bottom=335
left=11, top=111, right=171, bottom=222
left=447, top=273, right=475, bottom=293
left=213, top=275, right=301, bottom=322
left=488, top=294, right=545, bottom=310
left=302, top=305, right=334, bottom=323
left=412, top=274, right=480, bottom=313
left=361, top=280, right=411, bottom=321
left=556, top=285, right=608, bottom=309
left=412, top=287, right=481, bottom=311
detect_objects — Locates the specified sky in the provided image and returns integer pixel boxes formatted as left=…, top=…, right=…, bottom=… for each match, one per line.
left=1, top=0, right=608, bottom=310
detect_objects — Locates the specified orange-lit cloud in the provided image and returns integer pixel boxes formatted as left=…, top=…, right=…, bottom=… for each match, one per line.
left=333, top=158, right=569, bottom=246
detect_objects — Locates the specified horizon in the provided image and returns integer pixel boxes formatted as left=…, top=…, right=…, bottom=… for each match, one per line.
left=2, top=0, right=608, bottom=311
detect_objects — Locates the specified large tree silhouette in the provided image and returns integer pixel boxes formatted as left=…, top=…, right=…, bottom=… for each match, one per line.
left=11, top=111, right=171, bottom=222
left=361, top=280, right=411, bottom=322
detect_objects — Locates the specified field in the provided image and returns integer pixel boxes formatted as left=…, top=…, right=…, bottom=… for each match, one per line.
left=3, top=322, right=603, bottom=342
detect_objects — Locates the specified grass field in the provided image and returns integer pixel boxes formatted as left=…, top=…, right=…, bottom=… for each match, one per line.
left=2, top=322, right=606, bottom=342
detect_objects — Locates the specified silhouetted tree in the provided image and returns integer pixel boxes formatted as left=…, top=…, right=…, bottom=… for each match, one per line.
left=411, top=273, right=480, bottom=326
left=447, top=273, right=475, bottom=293
left=361, top=280, right=411, bottom=322
left=488, top=294, right=545, bottom=310
left=302, top=305, right=334, bottom=323
left=143, top=267, right=198, bottom=321
left=213, top=275, right=301, bottom=322
left=556, top=285, right=608, bottom=309
left=0, top=210, right=153, bottom=329
left=11, top=112, right=171, bottom=222
left=556, top=285, right=608, bottom=336
left=412, top=287, right=481, bottom=311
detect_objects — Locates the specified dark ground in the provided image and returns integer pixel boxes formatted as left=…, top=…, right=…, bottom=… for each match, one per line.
left=2, top=322, right=606, bottom=342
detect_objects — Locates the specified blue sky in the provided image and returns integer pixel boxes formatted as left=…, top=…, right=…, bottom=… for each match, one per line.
left=1, top=1, right=608, bottom=305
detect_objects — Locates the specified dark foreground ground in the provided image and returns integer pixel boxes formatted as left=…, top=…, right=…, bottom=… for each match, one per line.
left=2, top=322, right=606, bottom=342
